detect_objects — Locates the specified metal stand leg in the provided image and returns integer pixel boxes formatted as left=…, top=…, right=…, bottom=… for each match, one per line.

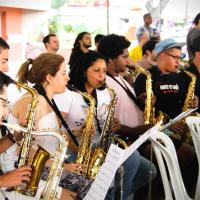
left=115, top=165, right=124, bottom=200
left=148, top=141, right=153, bottom=200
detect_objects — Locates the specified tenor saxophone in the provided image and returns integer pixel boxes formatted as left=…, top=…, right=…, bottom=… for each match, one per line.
left=39, top=129, right=68, bottom=200
left=87, top=85, right=127, bottom=179
left=68, top=85, right=96, bottom=178
left=2, top=123, right=68, bottom=200
left=12, top=82, right=50, bottom=196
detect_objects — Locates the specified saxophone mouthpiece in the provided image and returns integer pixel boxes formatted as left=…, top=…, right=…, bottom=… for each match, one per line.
left=67, top=84, right=79, bottom=92
left=99, top=81, right=106, bottom=88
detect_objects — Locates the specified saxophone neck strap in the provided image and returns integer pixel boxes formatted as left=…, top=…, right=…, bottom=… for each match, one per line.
left=34, top=84, right=79, bottom=146
left=106, top=73, right=143, bottom=110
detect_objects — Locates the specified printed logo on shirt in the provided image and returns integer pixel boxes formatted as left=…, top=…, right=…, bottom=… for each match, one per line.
left=160, top=84, right=179, bottom=94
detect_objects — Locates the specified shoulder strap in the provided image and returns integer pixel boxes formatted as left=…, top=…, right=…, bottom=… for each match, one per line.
left=34, top=84, right=79, bottom=146
left=107, top=73, right=143, bottom=110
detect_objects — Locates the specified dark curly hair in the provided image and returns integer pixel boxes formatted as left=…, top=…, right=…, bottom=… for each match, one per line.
left=69, top=51, right=106, bottom=92
left=97, top=34, right=130, bottom=62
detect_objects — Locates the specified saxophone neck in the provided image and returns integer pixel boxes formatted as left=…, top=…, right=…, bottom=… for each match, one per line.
left=182, top=70, right=196, bottom=111
left=15, top=82, right=38, bottom=101
left=68, top=85, right=96, bottom=106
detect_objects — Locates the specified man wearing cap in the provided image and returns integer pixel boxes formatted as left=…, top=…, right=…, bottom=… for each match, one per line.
left=187, top=31, right=200, bottom=113
left=134, top=38, right=198, bottom=197
left=134, top=38, right=189, bottom=119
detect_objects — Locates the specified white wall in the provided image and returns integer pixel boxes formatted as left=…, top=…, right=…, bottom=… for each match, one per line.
left=0, top=0, right=51, bottom=11
left=21, top=10, right=50, bottom=38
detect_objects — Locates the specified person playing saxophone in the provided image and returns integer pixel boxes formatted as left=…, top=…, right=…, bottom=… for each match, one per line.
left=6, top=53, right=83, bottom=200
left=54, top=50, right=157, bottom=200
left=186, top=29, right=200, bottom=113
left=134, top=38, right=198, bottom=198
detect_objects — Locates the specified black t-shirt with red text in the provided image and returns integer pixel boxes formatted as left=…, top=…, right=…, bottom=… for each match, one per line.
left=134, top=66, right=190, bottom=119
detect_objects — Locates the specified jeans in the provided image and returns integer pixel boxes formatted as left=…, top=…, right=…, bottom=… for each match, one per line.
left=105, top=150, right=157, bottom=200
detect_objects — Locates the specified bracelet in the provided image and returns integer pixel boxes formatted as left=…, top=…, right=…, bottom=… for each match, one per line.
left=6, top=133, right=16, bottom=143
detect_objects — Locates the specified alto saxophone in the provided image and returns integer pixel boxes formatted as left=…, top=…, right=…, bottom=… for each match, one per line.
left=87, top=85, right=127, bottom=179
left=131, top=64, right=155, bottom=125
left=13, top=82, right=50, bottom=196
left=68, top=85, right=96, bottom=178
left=2, top=123, right=68, bottom=200
left=132, top=65, right=171, bottom=129
left=181, top=70, right=196, bottom=143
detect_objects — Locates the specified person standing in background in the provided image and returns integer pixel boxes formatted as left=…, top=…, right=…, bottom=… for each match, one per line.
left=43, top=34, right=59, bottom=54
left=129, top=32, right=149, bottom=63
left=94, top=34, right=105, bottom=50
left=137, top=38, right=158, bottom=69
left=68, top=32, right=92, bottom=70
left=136, top=13, right=160, bottom=41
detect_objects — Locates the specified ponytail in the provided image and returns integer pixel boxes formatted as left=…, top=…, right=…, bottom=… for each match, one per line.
left=17, top=58, right=33, bottom=84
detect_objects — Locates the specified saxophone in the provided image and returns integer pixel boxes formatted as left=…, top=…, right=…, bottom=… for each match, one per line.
left=13, top=82, right=50, bottom=196
left=68, top=85, right=96, bottom=178
left=39, top=129, right=68, bottom=200
left=132, top=65, right=171, bottom=128
left=87, top=85, right=127, bottom=179
left=2, top=123, right=68, bottom=200
left=133, top=64, right=155, bottom=125
left=181, top=70, right=196, bottom=143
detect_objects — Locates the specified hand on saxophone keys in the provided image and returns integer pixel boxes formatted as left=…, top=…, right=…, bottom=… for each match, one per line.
left=0, top=166, right=32, bottom=187
left=168, top=121, right=188, bottom=138
left=111, top=117, right=121, bottom=132
left=190, top=95, right=199, bottom=109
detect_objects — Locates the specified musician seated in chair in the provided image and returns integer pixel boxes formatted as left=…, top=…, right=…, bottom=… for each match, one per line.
left=0, top=72, right=73, bottom=199
left=54, top=49, right=157, bottom=199
left=134, top=38, right=198, bottom=198
left=2, top=53, right=82, bottom=200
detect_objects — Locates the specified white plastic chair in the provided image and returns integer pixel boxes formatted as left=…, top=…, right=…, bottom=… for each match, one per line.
left=185, top=116, right=200, bottom=200
left=150, top=131, right=192, bottom=200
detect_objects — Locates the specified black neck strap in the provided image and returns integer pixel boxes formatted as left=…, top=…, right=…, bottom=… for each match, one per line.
left=107, top=73, right=143, bottom=110
left=34, top=84, right=79, bottom=146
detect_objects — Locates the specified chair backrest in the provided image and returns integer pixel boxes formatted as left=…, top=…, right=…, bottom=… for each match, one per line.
left=185, top=116, right=200, bottom=200
left=150, top=131, right=192, bottom=200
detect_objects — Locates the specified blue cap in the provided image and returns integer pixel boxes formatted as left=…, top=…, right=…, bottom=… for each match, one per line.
left=154, top=38, right=185, bottom=55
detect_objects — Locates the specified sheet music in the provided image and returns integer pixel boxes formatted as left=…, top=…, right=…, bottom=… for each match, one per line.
left=84, top=145, right=124, bottom=200
left=84, top=109, right=198, bottom=200
left=84, top=123, right=160, bottom=200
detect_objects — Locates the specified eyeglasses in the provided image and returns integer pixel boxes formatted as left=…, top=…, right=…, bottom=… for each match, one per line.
left=0, top=97, right=9, bottom=104
left=165, top=52, right=184, bottom=61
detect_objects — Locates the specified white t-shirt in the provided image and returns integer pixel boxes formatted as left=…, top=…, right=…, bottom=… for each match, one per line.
left=54, top=88, right=111, bottom=145
left=106, top=75, right=143, bottom=128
